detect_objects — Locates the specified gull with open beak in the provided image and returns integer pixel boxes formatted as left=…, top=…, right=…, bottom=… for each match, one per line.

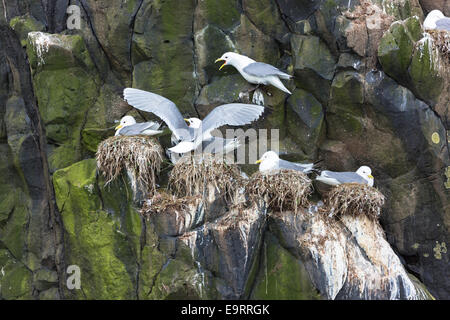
left=215, top=52, right=293, bottom=94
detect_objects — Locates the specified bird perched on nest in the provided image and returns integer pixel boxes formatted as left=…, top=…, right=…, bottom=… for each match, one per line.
left=115, top=115, right=163, bottom=136
left=255, top=151, right=316, bottom=174
left=215, top=52, right=293, bottom=95
left=316, top=166, right=374, bottom=187
left=424, top=9, right=450, bottom=31
left=123, top=88, right=265, bottom=155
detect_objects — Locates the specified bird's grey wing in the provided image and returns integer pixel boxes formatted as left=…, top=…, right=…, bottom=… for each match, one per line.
left=436, top=17, right=450, bottom=31
left=199, top=104, right=265, bottom=139
left=201, top=136, right=237, bottom=154
left=118, top=122, right=157, bottom=136
left=278, top=159, right=313, bottom=172
left=123, top=88, right=192, bottom=140
left=243, top=62, right=292, bottom=79
left=321, top=171, right=366, bottom=184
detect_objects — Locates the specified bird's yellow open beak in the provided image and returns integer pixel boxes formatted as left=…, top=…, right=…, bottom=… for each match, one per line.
left=184, top=118, right=190, bottom=124
left=115, top=124, right=123, bottom=130
left=215, top=58, right=227, bottom=71
left=368, top=174, right=374, bottom=179
left=255, top=159, right=262, bottom=164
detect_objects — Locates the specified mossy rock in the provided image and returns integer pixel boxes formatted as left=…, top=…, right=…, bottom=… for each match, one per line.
left=251, top=232, right=321, bottom=300
left=195, top=0, right=240, bottom=31
left=0, top=249, right=33, bottom=300
left=408, top=36, right=444, bottom=106
left=9, top=14, right=45, bottom=46
left=291, top=35, right=336, bottom=103
left=195, top=25, right=238, bottom=85
left=81, top=127, right=115, bottom=153
left=378, top=16, right=423, bottom=84
left=195, top=74, right=253, bottom=115
left=242, top=0, right=289, bottom=42
left=286, top=89, right=324, bottom=157
left=53, top=159, right=142, bottom=299
left=231, top=15, right=280, bottom=65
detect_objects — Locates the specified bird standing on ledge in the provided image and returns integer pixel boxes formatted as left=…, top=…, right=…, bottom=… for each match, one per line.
left=215, top=52, right=293, bottom=95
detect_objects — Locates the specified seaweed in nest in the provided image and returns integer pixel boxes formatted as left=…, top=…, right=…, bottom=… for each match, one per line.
left=140, top=191, right=201, bottom=219
left=323, top=183, right=385, bottom=220
left=246, top=170, right=313, bottom=213
left=168, top=155, right=243, bottom=203
left=96, top=135, right=164, bottom=196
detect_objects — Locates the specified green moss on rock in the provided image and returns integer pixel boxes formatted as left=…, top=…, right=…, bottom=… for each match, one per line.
left=54, top=159, right=141, bottom=299
left=251, top=233, right=321, bottom=300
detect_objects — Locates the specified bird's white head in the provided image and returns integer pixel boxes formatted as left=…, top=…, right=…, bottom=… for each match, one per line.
left=215, top=52, right=252, bottom=71
left=184, top=117, right=202, bottom=129
left=356, top=166, right=374, bottom=186
left=424, top=9, right=445, bottom=29
left=255, top=151, right=279, bottom=171
left=115, top=115, right=136, bottom=131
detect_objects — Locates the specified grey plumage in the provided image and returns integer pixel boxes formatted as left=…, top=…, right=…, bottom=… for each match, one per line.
left=278, top=158, right=314, bottom=173
left=436, top=17, right=450, bottom=31
left=199, top=104, right=265, bottom=139
left=319, top=171, right=367, bottom=184
left=118, top=122, right=161, bottom=136
left=243, top=62, right=293, bottom=80
left=123, top=88, right=195, bottom=141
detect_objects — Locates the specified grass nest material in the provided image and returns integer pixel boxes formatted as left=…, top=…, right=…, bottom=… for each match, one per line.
left=246, top=170, right=313, bottom=213
left=323, top=183, right=385, bottom=220
left=96, top=135, right=164, bottom=195
left=168, top=155, right=243, bottom=203
left=427, top=30, right=450, bottom=61
left=140, top=191, right=201, bottom=218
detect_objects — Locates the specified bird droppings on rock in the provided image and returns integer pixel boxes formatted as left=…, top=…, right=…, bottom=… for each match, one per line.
left=322, top=183, right=385, bottom=220
left=246, top=170, right=313, bottom=213
left=168, top=155, right=244, bottom=204
left=96, top=135, right=164, bottom=196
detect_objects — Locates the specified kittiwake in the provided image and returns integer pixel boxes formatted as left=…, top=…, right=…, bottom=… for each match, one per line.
left=115, top=115, right=163, bottom=136
left=123, top=88, right=264, bottom=154
left=316, top=166, right=374, bottom=187
left=215, top=52, right=293, bottom=94
left=424, top=9, right=450, bottom=31
left=255, top=151, right=315, bottom=174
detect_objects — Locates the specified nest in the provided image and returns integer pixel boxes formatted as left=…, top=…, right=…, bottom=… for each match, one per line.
left=246, top=170, right=313, bottom=213
left=140, top=191, right=201, bottom=218
left=427, top=30, right=450, bottom=62
left=168, top=155, right=243, bottom=203
left=96, top=135, right=164, bottom=195
left=323, top=183, right=385, bottom=220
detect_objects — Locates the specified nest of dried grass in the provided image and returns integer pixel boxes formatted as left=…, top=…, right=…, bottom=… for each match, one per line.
left=140, top=191, right=201, bottom=218
left=168, top=155, right=244, bottom=203
left=246, top=170, right=313, bottom=213
left=427, top=30, right=450, bottom=61
left=96, top=135, right=164, bottom=195
left=323, top=183, right=385, bottom=220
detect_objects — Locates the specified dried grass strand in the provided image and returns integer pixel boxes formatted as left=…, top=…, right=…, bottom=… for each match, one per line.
left=96, top=135, right=163, bottom=195
left=246, top=170, right=313, bottom=212
left=323, top=183, right=385, bottom=220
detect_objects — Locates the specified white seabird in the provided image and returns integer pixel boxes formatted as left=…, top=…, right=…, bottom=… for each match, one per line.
left=316, top=166, right=374, bottom=187
left=423, top=9, right=450, bottom=31
left=215, top=52, right=293, bottom=94
left=115, top=115, right=163, bottom=136
left=255, top=151, right=316, bottom=174
left=123, top=88, right=264, bottom=154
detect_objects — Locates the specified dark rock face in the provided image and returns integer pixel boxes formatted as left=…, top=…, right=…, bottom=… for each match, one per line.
left=0, top=0, right=448, bottom=299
